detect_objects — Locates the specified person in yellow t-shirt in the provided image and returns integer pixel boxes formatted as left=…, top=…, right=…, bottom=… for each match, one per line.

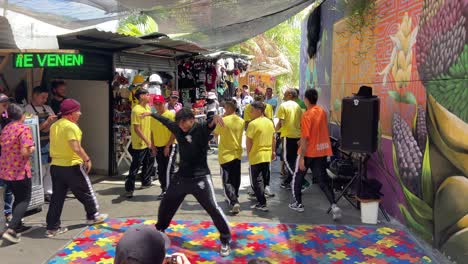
left=246, top=102, right=276, bottom=211
left=126, top=89, right=154, bottom=198
left=243, top=94, right=273, bottom=128
left=47, top=99, right=107, bottom=237
left=213, top=100, right=245, bottom=214
left=275, top=88, right=303, bottom=190
left=151, top=95, right=176, bottom=200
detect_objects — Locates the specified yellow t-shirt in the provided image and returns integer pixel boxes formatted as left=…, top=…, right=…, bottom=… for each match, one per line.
left=214, top=114, right=245, bottom=165
left=50, top=118, right=83, bottom=166
left=131, top=104, right=152, bottom=150
left=277, top=100, right=302, bottom=138
left=246, top=116, right=275, bottom=165
left=151, top=110, right=175, bottom=147
left=244, top=103, right=273, bottom=122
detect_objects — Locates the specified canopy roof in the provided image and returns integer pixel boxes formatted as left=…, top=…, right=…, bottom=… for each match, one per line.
left=1, top=0, right=315, bottom=49
left=58, top=29, right=207, bottom=58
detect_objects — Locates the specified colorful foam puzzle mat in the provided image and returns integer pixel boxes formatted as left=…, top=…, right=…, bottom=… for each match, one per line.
left=48, top=218, right=434, bottom=264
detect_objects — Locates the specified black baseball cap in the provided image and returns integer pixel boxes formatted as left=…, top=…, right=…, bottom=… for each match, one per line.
left=114, top=225, right=170, bottom=264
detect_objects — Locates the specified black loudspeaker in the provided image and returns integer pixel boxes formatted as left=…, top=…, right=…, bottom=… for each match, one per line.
left=341, top=96, right=380, bottom=153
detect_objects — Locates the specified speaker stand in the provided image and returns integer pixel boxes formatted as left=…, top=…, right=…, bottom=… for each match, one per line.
left=327, top=153, right=390, bottom=222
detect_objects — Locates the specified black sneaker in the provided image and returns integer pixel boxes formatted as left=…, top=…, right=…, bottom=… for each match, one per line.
left=125, top=191, right=134, bottom=198
left=157, top=192, right=165, bottom=200
left=45, top=227, right=68, bottom=238
left=2, top=230, right=20, bottom=243
left=44, top=194, right=52, bottom=203
left=15, top=225, right=32, bottom=233
left=250, top=204, right=269, bottom=212
left=220, top=243, right=231, bottom=257
left=141, top=183, right=153, bottom=189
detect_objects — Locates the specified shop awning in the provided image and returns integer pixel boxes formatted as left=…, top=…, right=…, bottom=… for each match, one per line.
left=1, top=0, right=316, bottom=49
left=57, top=29, right=207, bottom=58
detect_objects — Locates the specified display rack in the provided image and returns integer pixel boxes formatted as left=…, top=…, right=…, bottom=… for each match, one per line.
left=24, top=116, right=44, bottom=211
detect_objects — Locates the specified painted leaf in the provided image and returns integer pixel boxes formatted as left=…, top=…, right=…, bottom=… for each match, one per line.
left=388, top=90, right=401, bottom=102
left=392, top=144, right=433, bottom=221
left=421, top=138, right=433, bottom=206
left=399, top=204, right=433, bottom=242
left=333, top=98, right=342, bottom=111
left=403, top=91, right=417, bottom=105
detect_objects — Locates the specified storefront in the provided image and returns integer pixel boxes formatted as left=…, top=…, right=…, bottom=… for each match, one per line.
left=0, top=49, right=84, bottom=211
left=43, top=29, right=207, bottom=176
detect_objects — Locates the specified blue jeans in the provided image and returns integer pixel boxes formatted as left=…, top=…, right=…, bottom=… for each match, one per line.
left=0, top=179, right=13, bottom=215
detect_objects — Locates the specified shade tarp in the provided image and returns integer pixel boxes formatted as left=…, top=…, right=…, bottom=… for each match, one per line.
left=1, top=0, right=315, bottom=49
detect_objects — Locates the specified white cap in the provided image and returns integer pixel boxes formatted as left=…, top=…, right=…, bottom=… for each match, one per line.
left=149, top=73, right=162, bottom=84
left=207, top=92, right=217, bottom=100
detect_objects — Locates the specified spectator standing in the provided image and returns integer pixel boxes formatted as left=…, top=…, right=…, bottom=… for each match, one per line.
left=213, top=100, right=245, bottom=214
left=276, top=89, right=302, bottom=190
left=24, top=86, right=57, bottom=201
left=126, top=89, right=154, bottom=198
left=46, top=99, right=108, bottom=237
left=264, top=87, right=278, bottom=112
left=289, top=89, right=342, bottom=220
left=243, top=94, right=274, bottom=127
left=50, top=80, right=67, bottom=115
left=151, top=95, right=177, bottom=200
left=246, top=102, right=276, bottom=211
left=241, top=85, right=254, bottom=109
left=167, top=91, right=183, bottom=113
left=0, top=104, right=35, bottom=243
left=232, top=87, right=243, bottom=116
left=0, top=94, right=13, bottom=224
left=294, top=88, right=307, bottom=111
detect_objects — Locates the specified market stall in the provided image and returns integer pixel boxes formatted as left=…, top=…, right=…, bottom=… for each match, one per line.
left=0, top=48, right=84, bottom=211
left=43, top=29, right=207, bottom=175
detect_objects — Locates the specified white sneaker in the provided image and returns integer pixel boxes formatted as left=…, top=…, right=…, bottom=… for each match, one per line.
left=288, top=202, right=305, bottom=212
left=264, top=186, right=275, bottom=198
left=86, top=213, right=108, bottom=225
left=220, top=242, right=231, bottom=257
left=331, top=204, right=342, bottom=221
left=230, top=203, right=241, bottom=214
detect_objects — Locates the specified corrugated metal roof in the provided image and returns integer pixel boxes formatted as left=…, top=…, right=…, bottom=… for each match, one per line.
left=0, top=16, right=18, bottom=49
left=57, top=29, right=207, bottom=58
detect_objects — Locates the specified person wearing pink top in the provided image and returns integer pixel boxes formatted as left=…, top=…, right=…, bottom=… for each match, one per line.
left=0, top=104, right=35, bottom=243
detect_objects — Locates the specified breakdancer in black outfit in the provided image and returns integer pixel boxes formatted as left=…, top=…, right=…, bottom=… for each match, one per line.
left=142, top=107, right=232, bottom=257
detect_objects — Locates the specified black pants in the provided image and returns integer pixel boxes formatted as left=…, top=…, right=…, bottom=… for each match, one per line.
left=47, top=165, right=99, bottom=230
left=283, top=137, right=300, bottom=184
left=155, top=144, right=177, bottom=192
left=156, top=175, right=231, bottom=244
left=250, top=162, right=270, bottom=206
left=5, top=178, right=31, bottom=230
left=221, top=159, right=241, bottom=206
left=293, top=157, right=335, bottom=205
left=126, top=148, right=153, bottom=192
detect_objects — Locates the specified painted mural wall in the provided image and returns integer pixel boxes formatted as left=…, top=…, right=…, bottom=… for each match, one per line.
left=300, top=0, right=467, bottom=262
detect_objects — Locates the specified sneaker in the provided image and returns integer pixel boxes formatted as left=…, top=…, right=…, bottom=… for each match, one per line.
left=301, top=180, right=311, bottom=192
left=157, top=192, right=165, bottom=200
left=230, top=203, right=241, bottom=215
left=220, top=243, right=231, bottom=257
left=2, top=230, right=20, bottom=243
left=45, top=227, right=68, bottom=238
left=15, top=225, right=32, bottom=233
left=44, top=194, right=52, bottom=203
left=126, top=191, right=134, bottom=198
left=86, top=213, right=108, bottom=225
left=247, top=188, right=256, bottom=197
left=264, top=186, right=275, bottom=198
left=280, top=182, right=291, bottom=190
left=331, top=204, right=342, bottom=221
left=250, top=204, right=269, bottom=212
left=289, top=202, right=305, bottom=212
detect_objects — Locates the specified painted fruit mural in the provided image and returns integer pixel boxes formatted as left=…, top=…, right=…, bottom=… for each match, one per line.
left=300, top=0, right=468, bottom=262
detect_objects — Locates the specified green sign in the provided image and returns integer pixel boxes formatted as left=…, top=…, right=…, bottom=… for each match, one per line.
left=13, top=53, right=84, bottom=68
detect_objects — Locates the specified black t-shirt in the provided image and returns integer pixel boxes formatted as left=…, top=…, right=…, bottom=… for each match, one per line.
left=151, top=113, right=214, bottom=178
left=51, top=97, right=66, bottom=115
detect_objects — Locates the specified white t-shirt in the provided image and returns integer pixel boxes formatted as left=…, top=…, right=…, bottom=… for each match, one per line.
left=242, top=95, right=254, bottom=107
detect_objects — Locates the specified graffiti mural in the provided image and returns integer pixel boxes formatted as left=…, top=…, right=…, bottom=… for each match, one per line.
left=300, top=0, right=468, bottom=261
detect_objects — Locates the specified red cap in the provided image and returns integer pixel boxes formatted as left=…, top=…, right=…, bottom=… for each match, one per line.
left=60, top=99, right=81, bottom=116
left=152, top=95, right=165, bottom=104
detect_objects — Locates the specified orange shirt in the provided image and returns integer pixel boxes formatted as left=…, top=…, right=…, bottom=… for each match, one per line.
left=299, top=105, right=332, bottom=158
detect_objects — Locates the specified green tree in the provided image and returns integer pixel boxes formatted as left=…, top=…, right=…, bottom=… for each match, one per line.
left=117, top=14, right=158, bottom=37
